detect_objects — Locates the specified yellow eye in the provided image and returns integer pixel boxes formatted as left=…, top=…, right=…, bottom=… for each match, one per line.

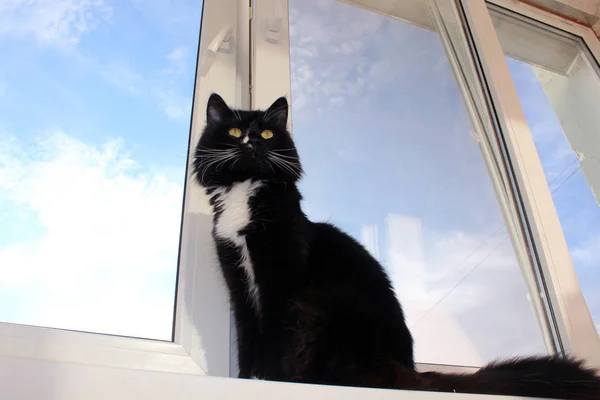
left=228, top=128, right=242, bottom=138
left=261, top=130, right=274, bottom=139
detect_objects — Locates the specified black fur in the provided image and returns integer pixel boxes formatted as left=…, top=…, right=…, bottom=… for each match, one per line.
left=419, top=356, right=600, bottom=398
left=193, top=94, right=600, bottom=398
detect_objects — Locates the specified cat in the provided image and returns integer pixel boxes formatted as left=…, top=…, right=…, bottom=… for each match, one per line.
left=193, top=93, right=600, bottom=399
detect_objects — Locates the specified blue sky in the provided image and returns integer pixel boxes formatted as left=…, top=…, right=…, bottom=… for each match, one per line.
left=0, top=0, right=202, bottom=340
left=0, top=0, right=597, bottom=367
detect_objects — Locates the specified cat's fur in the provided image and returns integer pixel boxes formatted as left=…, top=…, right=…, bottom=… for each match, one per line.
left=193, top=93, right=600, bottom=398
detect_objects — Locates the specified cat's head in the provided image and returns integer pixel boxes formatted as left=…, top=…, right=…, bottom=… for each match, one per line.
left=193, top=93, right=302, bottom=187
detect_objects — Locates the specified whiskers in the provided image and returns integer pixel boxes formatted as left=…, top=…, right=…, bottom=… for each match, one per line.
left=195, top=146, right=301, bottom=184
left=266, top=150, right=302, bottom=179
left=196, top=147, right=242, bottom=185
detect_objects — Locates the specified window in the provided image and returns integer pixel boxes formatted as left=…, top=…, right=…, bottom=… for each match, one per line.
left=489, top=4, right=600, bottom=338
left=285, top=0, right=545, bottom=366
left=2, top=0, right=600, bottom=398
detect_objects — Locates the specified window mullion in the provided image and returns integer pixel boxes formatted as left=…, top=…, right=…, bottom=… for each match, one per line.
left=251, top=0, right=292, bottom=129
left=174, top=0, right=251, bottom=377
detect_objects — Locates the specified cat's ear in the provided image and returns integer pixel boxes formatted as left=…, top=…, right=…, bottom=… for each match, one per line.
left=264, top=97, right=288, bottom=127
left=207, top=93, right=235, bottom=125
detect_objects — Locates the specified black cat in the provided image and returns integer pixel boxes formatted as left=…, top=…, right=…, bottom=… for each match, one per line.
left=193, top=93, right=600, bottom=399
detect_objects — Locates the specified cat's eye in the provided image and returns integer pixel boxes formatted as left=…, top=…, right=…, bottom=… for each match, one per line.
left=261, top=130, right=274, bottom=139
left=228, top=128, right=242, bottom=138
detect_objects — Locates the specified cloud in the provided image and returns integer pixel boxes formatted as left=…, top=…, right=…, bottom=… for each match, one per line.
left=155, top=46, right=195, bottom=120
left=288, top=0, right=379, bottom=115
left=166, top=47, right=189, bottom=65
left=129, top=0, right=203, bottom=35
left=0, top=131, right=184, bottom=340
left=571, top=235, right=600, bottom=266
left=382, top=214, right=547, bottom=365
left=93, top=45, right=194, bottom=120
left=98, top=62, right=145, bottom=94
left=0, top=2, right=193, bottom=121
left=0, top=0, right=112, bottom=47
left=289, top=0, right=442, bottom=118
left=86, top=45, right=195, bottom=120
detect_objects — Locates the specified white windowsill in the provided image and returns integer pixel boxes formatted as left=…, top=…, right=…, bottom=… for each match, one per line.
left=2, top=355, right=528, bottom=400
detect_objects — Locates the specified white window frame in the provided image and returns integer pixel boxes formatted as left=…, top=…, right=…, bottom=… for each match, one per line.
left=2, top=0, right=600, bottom=398
left=462, top=0, right=600, bottom=367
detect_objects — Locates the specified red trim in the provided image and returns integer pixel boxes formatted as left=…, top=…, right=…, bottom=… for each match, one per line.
left=517, top=0, right=600, bottom=39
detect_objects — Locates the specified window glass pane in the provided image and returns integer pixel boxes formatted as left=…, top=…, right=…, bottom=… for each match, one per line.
left=289, top=0, right=547, bottom=366
left=490, top=8, right=600, bottom=337
left=0, top=0, right=203, bottom=339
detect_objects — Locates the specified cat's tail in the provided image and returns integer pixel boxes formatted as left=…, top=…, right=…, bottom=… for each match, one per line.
left=413, top=356, right=600, bottom=399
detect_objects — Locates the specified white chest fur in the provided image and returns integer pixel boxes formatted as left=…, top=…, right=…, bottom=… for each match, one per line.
left=213, top=179, right=263, bottom=312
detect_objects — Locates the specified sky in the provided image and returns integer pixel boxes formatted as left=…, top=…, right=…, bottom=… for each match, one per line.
left=0, top=0, right=203, bottom=340
left=0, top=0, right=597, bottom=368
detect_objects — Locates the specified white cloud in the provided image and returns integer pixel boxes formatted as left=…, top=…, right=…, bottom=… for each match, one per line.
left=384, top=214, right=547, bottom=365
left=289, top=0, right=380, bottom=115
left=0, top=1, right=194, bottom=120
left=571, top=235, right=600, bottom=266
left=98, top=62, right=145, bottom=94
left=129, top=0, right=202, bottom=34
left=0, top=1, right=193, bottom=120
left=156, top=46, right=194, bottom=120
left=0, top=0, right=112, bottom=47
left=289, top=0, right=440, bottom=118
left=157, top=87, right=191, bottom=120
left=167, top=46, right=189, bottom=65
left=0, top=131, right=184, bottom=340
left=88, top=46, right=194, bottom=120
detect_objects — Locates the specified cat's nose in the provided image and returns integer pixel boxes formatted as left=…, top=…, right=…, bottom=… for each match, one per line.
left=248, top=134, right=262, bottom=143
